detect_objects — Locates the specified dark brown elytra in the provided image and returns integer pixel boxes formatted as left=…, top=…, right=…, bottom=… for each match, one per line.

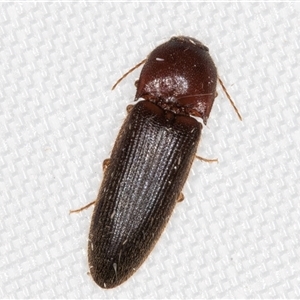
left=84, top=36, right=239, bottom=289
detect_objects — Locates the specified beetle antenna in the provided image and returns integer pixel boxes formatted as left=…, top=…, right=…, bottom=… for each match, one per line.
left=218, top=77, right=242, bottom=121
left=112, top=59, right=147, bottom=90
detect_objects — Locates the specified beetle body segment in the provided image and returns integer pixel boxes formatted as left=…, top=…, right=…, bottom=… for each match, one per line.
left=88, top=100, right=201, bottom=288
left=135, top=36, right=217, bottom=124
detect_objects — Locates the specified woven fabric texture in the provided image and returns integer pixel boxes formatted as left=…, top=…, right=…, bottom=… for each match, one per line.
left=1, top=2, right=299, bottom=299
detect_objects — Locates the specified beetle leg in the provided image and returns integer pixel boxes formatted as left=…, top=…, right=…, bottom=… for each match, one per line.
left=70, top=159, right=110, bottom=214
left=126, top=104, right=134, bottom=113
left=70, top=201, right=96, bottom=214
left=103, top=158, right=110, bottom=172
left=195, top=155, right=218, bottom=163
left=177, top=193, right=184, bottom=202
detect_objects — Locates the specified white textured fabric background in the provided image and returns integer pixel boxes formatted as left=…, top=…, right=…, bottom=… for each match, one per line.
left=1, top=2, right=300, bottom=299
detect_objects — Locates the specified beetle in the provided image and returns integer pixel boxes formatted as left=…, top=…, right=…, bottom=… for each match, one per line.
left=74, top=36, right=241, bottom=289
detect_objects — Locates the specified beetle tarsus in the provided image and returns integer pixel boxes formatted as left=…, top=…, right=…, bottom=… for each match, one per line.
left=195, top=155, right=218, bottom=163
left=69, top=200, right=96, bottom=214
